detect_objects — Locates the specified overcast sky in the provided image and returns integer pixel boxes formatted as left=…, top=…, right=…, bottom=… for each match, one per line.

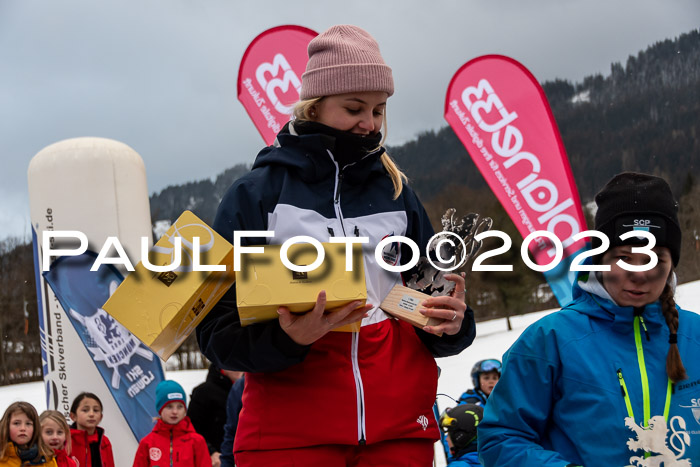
left=1, top=0, right=698, bottom=241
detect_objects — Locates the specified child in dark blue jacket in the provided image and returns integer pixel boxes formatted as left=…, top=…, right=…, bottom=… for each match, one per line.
left=219, top=375, right=244, bottom=467
left=440, top=403, right=483, bottom=467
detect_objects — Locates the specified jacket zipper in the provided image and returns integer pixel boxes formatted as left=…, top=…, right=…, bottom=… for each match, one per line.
left=633, top=313, right=651, bottom=426
left=333, top=166, right=346, bottom=235
left=329, top=147, right=380, bottom=236
left=634, top=307, right=650, bottom=341
left=352, top=332, right=367, bottom=445
left=170, top=430, right=174, bottom=467
left=616, top=368, right=635, bottom=420
left=328, top=149, right=366, bottom=444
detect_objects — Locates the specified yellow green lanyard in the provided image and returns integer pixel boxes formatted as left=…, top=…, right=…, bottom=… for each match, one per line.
left=616, top=315, right=672, bottom=458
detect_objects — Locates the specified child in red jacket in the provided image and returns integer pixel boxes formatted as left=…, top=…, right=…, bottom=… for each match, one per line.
left=69, top=392, right=115, bottom=467
left=40, top=410, right=78, bottom=467
left=133, top=380, right=211, bottom=467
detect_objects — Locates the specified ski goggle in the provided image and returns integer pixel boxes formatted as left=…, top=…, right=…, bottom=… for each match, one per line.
left=477, top=359, right=501, bottom=373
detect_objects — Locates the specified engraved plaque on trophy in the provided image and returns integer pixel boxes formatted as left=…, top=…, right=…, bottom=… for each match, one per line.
left=380, top=209, right=492, bottom=331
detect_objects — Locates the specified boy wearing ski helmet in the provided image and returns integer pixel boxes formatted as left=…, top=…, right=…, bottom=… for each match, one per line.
left=439, top=404, right=483, bottom=467
left=458, top=359, right=501, bottom=406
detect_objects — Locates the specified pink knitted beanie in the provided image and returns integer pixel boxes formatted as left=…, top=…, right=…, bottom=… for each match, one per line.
left=300, top=25, right=394, bottom=100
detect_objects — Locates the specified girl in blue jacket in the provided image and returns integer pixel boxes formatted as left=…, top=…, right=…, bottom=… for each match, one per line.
left=479, top=172, right=700, bottom=466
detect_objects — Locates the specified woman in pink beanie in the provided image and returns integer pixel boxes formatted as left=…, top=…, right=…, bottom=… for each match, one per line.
left=198, top=24, right=476, bottom=466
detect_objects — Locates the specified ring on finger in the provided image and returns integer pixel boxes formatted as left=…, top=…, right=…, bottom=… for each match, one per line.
left=325, top=316, right=333, bottom=326
left=451, top=310, right=457, bottom=321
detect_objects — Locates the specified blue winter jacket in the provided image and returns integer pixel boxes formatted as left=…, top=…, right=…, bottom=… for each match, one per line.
left=478, top=272, right=700, bottom=466
left=458, top=389, right=487, bottom=406
left=449, top=451, right=480, bottom=467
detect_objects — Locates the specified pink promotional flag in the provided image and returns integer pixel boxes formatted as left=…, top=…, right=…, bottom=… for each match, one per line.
left=237, top=25, right=318, bottom=146
left=445, top=55, right=587, bottom=306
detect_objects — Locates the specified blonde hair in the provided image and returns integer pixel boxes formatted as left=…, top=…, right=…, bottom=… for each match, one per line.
left=292, top=98, right=407, bottom=199
left=40, top=410, right=72, bottom=454
left=0, top=402, right=54, bottom=462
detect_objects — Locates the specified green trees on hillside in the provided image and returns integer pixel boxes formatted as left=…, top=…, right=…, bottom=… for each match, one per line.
left=0, top=239, right=42, bottom=385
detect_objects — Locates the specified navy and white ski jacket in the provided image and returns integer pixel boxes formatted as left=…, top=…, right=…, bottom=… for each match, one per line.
left=478, top=271, right=700, bottom=466
left=196, top=123, right=476, bottom=452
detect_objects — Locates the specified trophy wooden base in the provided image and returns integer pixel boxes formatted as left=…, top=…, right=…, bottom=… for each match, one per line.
left=380, top=285, right=443, bottom=336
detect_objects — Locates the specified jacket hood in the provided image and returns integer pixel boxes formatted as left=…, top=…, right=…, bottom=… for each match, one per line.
left=252, top=122, right=387, bottom=185
left=153, top=416, right=196, bottom=436
left=564, top=270, right=666, bottom=333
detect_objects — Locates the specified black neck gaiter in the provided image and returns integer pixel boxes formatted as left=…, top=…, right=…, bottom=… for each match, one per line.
left=293, top=120, right=383, bottom=168
left=17, top=443, right=46, bottom=465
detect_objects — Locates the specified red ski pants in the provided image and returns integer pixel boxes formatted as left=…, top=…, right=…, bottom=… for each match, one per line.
left=234, top=438, right=435, bottom=466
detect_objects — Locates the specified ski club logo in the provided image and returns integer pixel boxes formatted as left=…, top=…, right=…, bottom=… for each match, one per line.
left=417, top=415, right=429, bottom=431
left=380, top=233, right=401, bottom=266
left=625, top=415, right=691, bottom=466
left=679, top=398, right=700, bottom=426
left=624, top=218, right=661, bottom=233
left=149, top=447, right=162, bottom=461
left=70, top=280, right=154, bottom=389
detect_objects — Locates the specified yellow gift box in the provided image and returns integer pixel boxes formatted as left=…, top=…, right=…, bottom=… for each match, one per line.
left=103, top=211, right=235, bottom=360
left=236, top=242, right=366, bottom=332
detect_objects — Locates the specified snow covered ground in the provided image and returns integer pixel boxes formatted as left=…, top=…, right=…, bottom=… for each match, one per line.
left=2, top=280, right=698, bottom=466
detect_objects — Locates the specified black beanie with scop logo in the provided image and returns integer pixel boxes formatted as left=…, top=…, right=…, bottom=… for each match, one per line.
left=594, top=172, right=681, bottom=266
